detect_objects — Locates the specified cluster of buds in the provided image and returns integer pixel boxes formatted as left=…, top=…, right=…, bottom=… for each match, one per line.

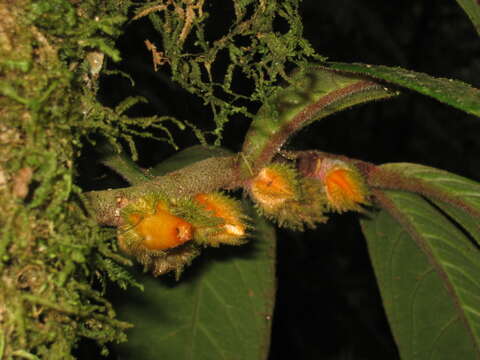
left=118, top=192, right=248, bottom=278
left=300, top=157, right=370, bottom=213
left=115, top=155, right=370, bottom=277
left=247, top=163, right=328, bottom=230
left=247, top=158, right=370, bottom=229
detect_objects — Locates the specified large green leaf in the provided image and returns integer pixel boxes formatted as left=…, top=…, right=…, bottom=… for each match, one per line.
left=112, top=212, right=276, bottom=360
left=111, top=146, right=277, bottom=360
left=328, top=62, right=480, bottom=117
left=456, top=0, right=480, bottom=36
left=361, top=190, right=480, bottom=359
left=378, top=163, right=480, bottom=246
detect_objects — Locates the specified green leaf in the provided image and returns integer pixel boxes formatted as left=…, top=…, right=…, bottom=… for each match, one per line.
left=361, top=190, right=480, bottom=359
left=455, top=0, right=480, bottom=36
left=378, top=162, right=480, bottom=246
left=112, top=146, right=276, bottom=360
left=431, top=199, right=480, bottom=246
left=328, top=62, right=480, bottom=117
left=112, top=210, right=276, bottom=360
left=240, top=65, right=396, bottom=175
left=98, top=144, right=151, bottom=185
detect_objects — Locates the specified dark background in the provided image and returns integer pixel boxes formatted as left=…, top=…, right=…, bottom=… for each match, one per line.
left=82, top=0, right=480, bottom=358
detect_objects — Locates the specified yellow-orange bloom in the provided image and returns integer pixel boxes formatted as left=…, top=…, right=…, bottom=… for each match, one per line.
left=249, top=164, right=297, bottom=212
left=314, top=159, right=369, bottom=213
left=127, top=202, right=193, bottom=251
left=194, top=193, right=247, bottom=246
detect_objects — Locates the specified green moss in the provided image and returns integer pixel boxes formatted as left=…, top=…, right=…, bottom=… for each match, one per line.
left=28, top=0, right=78, bottom=34
left=134, top=0, right=324, bottom=145
left=0, top=0, right=138, bottom=358
left=1, top=0, right=324, bottom=357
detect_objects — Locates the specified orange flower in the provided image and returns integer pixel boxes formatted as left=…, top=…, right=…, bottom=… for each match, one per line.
left=128, top=202, right=193, bottom=251
left=314, top=159, right=369, bottom=213
left=194, top=193, right=246, bottom=246
left=249, top=164, right=297, bottom=212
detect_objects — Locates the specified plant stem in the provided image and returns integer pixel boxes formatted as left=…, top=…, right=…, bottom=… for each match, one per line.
left=295, top=150, right=480, bottom=221
left=84, top=156, right=240, bottom=226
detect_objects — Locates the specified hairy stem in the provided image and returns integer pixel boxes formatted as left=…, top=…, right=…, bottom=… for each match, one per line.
left=240, top=67, right=396, bottom=178
left=84, top=156, right=240, bottom=226
left=295, top=150, right=480, bottom=221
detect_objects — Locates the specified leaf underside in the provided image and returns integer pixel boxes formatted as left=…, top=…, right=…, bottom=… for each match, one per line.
left=112, top=147, right=277, bottom=360
left=328, top=62, right=480, bottom=117
left=361, top=189, right=480, bottom=359
left=379, top=163, right=480, bottom=247
left=241, top=65, right=396, bottom=171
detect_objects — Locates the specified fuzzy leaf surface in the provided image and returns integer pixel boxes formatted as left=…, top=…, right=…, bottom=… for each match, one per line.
left=112, top=147, right=277, bottom=360
left=113, top=214, right=276, bottom=360
left=379, top=162, right=480, bottom=246
left=328, top=62, right=480, bottom=117
left=361, top=190, right=480, bottom=359
left=241, top=65, right=396, bottom=173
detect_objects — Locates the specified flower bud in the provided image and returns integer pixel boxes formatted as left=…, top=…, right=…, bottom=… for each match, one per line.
left=119, top=197, right=193, bottom=252
left=118, top=195, right=196, bottom=278
left=248, top=163, right=328, bottom=230
left=311, top=159, right=369, bottom=213
left=193, top=192, right=248, bottom=247
left=249, top=163, right=299, bottom=214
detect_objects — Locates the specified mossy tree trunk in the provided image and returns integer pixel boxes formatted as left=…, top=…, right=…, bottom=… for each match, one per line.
left=0, top=1, right=133, bottom=358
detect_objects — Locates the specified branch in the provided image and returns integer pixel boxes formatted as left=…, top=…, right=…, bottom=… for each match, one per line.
left=84, top=155, right=240, bottom=226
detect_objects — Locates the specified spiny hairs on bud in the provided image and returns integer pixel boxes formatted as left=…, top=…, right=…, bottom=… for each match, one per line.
left=118, top=193, right=197, bottom=278
left=133, top=242, right=200, bottom=280
left=193, top=192, right=249, bottom=247
left=117, top=191, right=250, bottom=278
left=309, top=158, right=370, bottom=213
left=249, top=163, right=299, bottom=212
left=247, top=163, right=329, bottom=230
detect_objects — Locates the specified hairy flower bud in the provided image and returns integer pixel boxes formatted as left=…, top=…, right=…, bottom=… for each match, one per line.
left=311, top=158, right=370, bottom=213
left=119, top=197, right=193, bottom=252
left=127, top=204, right=193, bottom=251
left=193, top=192, right=248, bottom=246
left=248, top=163, right=328, bottom=230
left=118, top=195, right=197, bottom=278
left=249, top=163, right=299, bottom=213
left=117, top=191, right=250, bottom=278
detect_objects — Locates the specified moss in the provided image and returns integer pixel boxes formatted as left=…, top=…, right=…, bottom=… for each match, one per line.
left=134, top=0, right=324, bottom=145
left=0, top=0, right=137, bottom=358
left=1, top=0, right=323, bottom=357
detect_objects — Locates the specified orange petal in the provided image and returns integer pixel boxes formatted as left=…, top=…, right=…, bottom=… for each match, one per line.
left=250, top=167, right=295, bottom=209
left=195, top=193, right=246, bottom=238
left=134, top=209, right=193, bottom=251
left=324, top=168, right=367, bottom=211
